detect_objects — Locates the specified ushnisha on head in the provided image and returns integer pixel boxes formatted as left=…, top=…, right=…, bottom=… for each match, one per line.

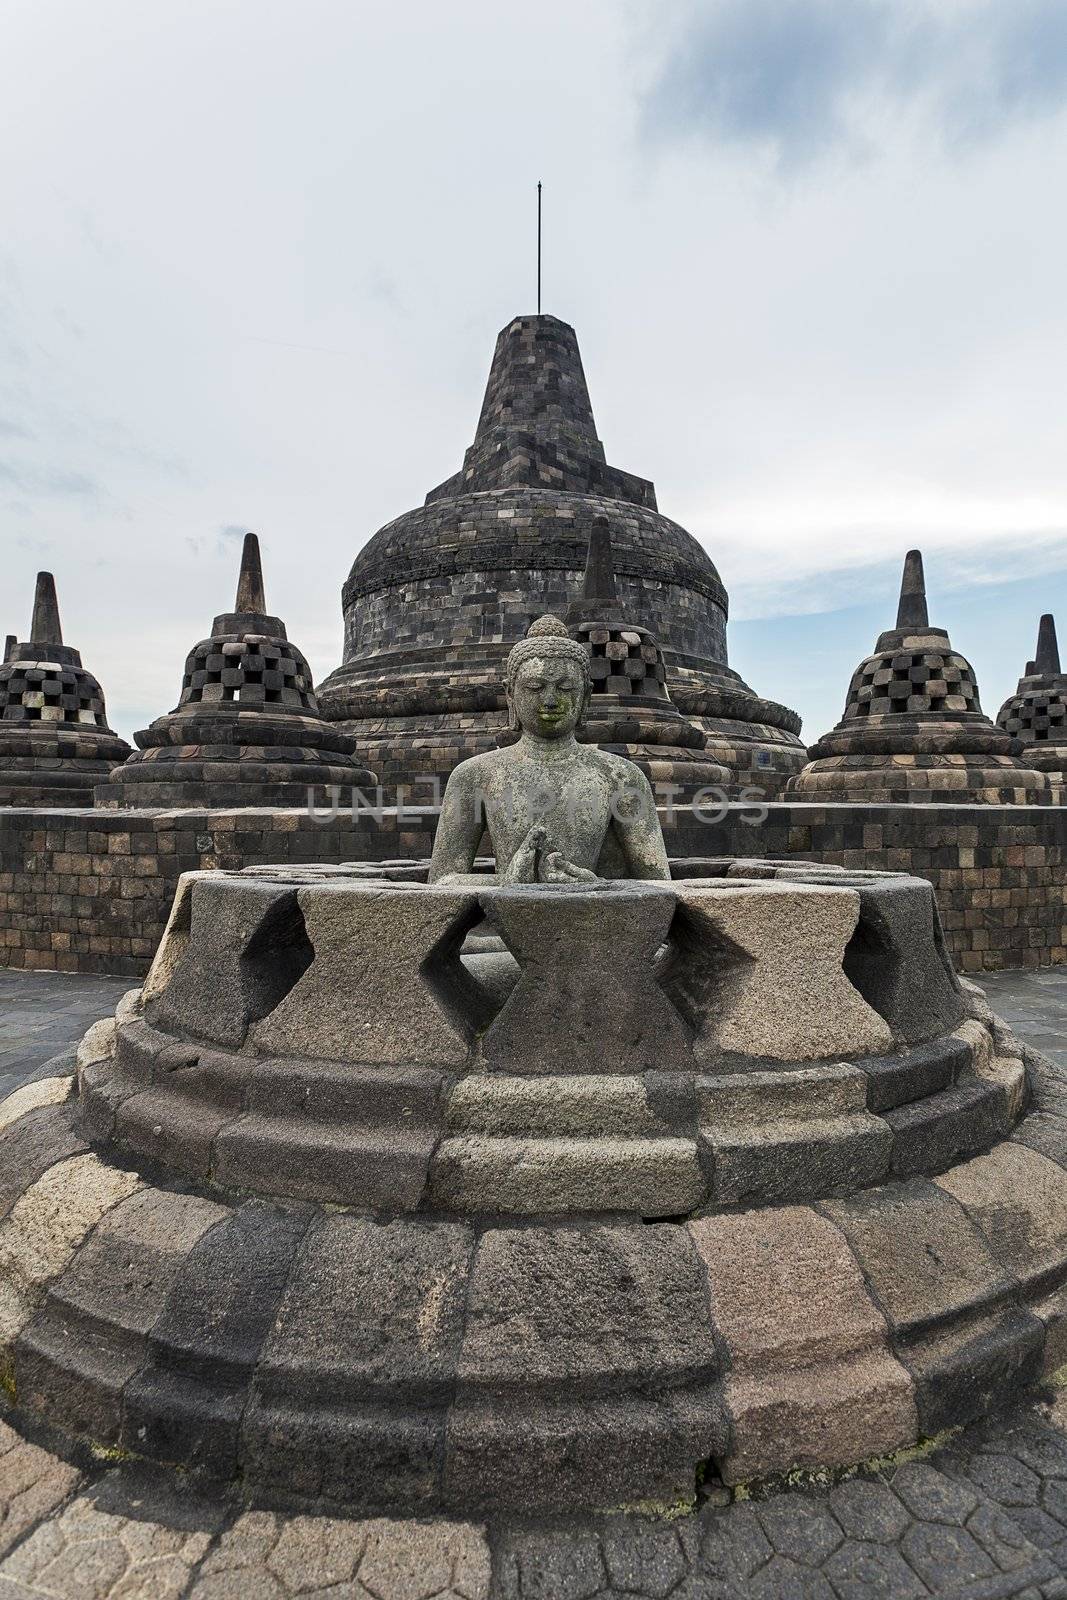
left=505, top=615, right=591, bottom=739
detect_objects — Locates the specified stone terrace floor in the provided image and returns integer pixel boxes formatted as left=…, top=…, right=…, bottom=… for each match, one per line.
left=1, top=966, right=1067, bottom=1600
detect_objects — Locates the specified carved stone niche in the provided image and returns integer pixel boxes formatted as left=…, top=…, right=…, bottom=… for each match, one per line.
left=2, top=857, right=1060, bottom=1516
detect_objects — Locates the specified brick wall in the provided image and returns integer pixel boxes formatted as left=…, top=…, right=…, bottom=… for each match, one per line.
left=0, top=801, right=1064, bottom=978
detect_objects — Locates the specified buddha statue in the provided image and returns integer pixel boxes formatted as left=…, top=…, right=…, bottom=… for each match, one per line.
left=428, top=616, right=671, bottom=885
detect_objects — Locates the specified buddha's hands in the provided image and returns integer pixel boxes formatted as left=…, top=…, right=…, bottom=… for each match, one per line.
left=501, top=827, right=600, bottom=884
left=540, top=851, right=599, bottom=884
left=502, top=826, right=548, bottom=883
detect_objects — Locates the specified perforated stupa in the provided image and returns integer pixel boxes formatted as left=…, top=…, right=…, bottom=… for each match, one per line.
left=997, top=614, right=1067, bottom=792
left=97, top=534, right=376, bottom=807
left=789, top=550, right=1048, bottom=804
left=0, top=572, right=130, bottom=806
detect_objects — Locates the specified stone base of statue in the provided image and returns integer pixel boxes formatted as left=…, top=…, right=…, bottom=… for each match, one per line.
left=1, top=861, right=1065, bottom=1514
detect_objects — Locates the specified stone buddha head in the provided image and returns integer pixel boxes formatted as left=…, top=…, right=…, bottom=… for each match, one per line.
left=505, top=616, right=591, bottom=741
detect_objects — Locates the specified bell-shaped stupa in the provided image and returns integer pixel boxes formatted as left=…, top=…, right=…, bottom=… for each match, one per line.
left=0, top=572, right=130, bottom=806
left=97, top=534, right=376, bottom=807
left=997, top=615, right=1067, bottom=791
left=316, top=314, right=804, bottom=801
left=553, top=517, right=731, bottom=792
left=788, top=551, right=1047, bottom=804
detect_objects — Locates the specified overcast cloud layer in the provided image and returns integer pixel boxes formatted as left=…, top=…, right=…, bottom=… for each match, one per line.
left=1, top=0, right=1065, bottom=746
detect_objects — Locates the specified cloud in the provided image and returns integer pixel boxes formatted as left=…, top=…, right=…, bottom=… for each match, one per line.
left=726, top=529, right=1067, bottom=622
left=644, top=0, right=1067, bottom=166
left=0, top=461, right=102, bottom=498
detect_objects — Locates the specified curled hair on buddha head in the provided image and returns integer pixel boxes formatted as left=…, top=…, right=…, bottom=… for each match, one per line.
left=505, top=615, right=591, bottom=732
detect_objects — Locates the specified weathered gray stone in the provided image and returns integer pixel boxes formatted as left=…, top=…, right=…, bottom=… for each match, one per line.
left=0, top=1467, right=221, bottom=1598
left=15, top=1186, right=227, bottom=1445
left=213, top=1115, right=437, bottom=1210
left=901, top=1518, right=998, bottom=1588
left=444, top=1072, right=673, bottom=1137
left=0, top=1421, right=82, bottom=1561
left=478, top=882, right=690, bottom=1074
left=822, top=1180, right=1045, bottom=1433
left=756, top=1493, right=843, bottom=1564
left=936, top=1142, right=1067, bottom=1290
left=822, top=1179, right=1014, bottom=1335
left=892, top=1460, right=980, bottom=1523
left=357, top=1517, right=490, bottom=1600
left=666, top=881, right=893, bottom=1062
left=244, top=1215, right=472, bottom=1507
left=828, top=1478, right=910, bottom=1543
left=252, top=883, right=485, bottom=1066
left=885, top=1080, right=1012, bottom=1177
left=698, top=1065, right=892, bottom=1204
left=428, top=613, right=673, bottom=885
left=432, top=1072, right=702, bottom=1212
left=837, top=875, right=966, bottom=1044
left=495, top=1528, right=605, bottom=1600
left=0, top=1106, right=87, bottom=1222
left=690, top=1207, right=916, bottom=1482
left=858, top=1035, right=968, bottom=1114
left=74, top=1017, right=117, bottom=1073
left=446, top=1223, right=723, bottom=1510
left=141, top=871, right=204, bottom=1008
left=429, top=1132, right=705, bottom=1216
left=122, top=1200, right=312, bottom=1477
left=149, top=875, right=315, bottom=1049
left=820, top=1540, right=927, bottom=1600
left=601, top=1522, right=686, bottom=1597
left=0, top=1154, right=141, bottom=1355
left=0, top=1078, right=71, bottom=1137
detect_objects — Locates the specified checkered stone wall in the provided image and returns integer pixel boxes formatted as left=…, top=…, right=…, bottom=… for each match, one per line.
left=180, top=636, right=316, bottom=712
left=0, top=658, right=109, bottom=728
left=0, top=801, right=1063, bottom=977
left=848, top=650, right=980, bottom=720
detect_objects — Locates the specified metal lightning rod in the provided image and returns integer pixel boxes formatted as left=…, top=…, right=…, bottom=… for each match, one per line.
left=537, top=181, right=542, bottom=315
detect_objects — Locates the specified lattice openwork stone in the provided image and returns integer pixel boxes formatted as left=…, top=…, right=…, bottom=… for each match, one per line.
left=97, top=535, right=376, bottom=807
left=0, top=658, right=109, bottom=726
left=0, top=573, right=131, bottom=804
left=788, top=550, right=1047, bottom=803
left=576, top=621, right=669, bottom=700
left=179, top=635, right=316, bottom=712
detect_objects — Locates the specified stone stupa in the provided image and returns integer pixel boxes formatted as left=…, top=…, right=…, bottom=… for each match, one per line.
left=789, top=550, right=1048, bottom=804
left=0, top=572, right=130, bottom=806
left=96, top=534, right=376, bottom=808
left=997, top=614, right=1067, bottom=792
left=550, top=517, right=731, bottom=793
left=316, top=314, right=804, bottom=801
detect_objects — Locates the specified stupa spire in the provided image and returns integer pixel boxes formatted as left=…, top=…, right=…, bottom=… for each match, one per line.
left=234, top=532, right=267, bottom=615
left=1035, top=613, right=1061, bottom=675
left=895, top=550, right=929, bottom=631
left=30, top=572, right=63, bottom=645
left=566, top=517, right=623, bottom=625
left=583, top=517, right=618, bottom=603
left=4, top=635, right=15, bottom=664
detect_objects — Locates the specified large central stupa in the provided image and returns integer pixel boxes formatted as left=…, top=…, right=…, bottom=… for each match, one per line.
left=317, top=315, right=804, bottom=798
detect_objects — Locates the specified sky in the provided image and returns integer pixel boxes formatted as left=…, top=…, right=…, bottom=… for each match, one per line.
left=2, top=0, right=1066, bottom=747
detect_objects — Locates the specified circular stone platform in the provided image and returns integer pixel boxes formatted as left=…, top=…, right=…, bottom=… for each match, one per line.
left=1, top=862, right=1066, bottom=1519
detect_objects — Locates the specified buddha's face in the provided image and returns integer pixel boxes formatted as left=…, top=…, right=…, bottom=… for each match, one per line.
left=510, top=655, right=585, bottom=740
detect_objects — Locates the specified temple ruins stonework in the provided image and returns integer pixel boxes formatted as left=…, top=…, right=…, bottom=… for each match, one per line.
left=96, top=534, right=376, bottom=809
left=0, top=573, right=130, bottom=808
left=2, top=662, right=1064, bottom=1518
left=2, top=855, right=1064, bottom=1514
left=316, top=315, right=804, bottom=799
left=789, top=550, right=1048, bottom=805
left=998, top=613, right=1067, bottom=794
